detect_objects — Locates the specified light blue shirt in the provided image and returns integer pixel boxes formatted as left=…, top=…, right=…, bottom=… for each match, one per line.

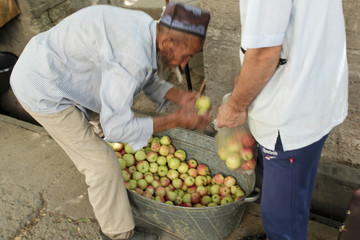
left=10, top=5, right=174, bottom=150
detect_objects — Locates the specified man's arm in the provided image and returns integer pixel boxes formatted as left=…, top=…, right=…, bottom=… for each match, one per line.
left=152, top=106, right=209, bottom=133
left=216, top=45, right=282, bottom=128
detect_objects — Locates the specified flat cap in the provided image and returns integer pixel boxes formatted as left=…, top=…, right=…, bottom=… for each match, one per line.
left=159, top=2, right=211, bottom=38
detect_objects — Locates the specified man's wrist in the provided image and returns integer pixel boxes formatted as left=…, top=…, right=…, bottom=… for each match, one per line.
left=227, top=95, right=247, bottom=113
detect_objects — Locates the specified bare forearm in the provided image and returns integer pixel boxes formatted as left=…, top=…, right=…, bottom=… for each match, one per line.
left=152, top=113, right=179, bottom=133
left=164, top=88, right=183, bottom=104
left=228, top=46, right=282, bottom=112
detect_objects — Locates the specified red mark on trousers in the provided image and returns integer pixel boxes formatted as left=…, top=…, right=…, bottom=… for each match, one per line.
left=289, top=158, right=294, bottom=164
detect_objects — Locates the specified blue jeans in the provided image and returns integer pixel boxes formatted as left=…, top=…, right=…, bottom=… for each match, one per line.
left=257, top=134, right=328, bottom=240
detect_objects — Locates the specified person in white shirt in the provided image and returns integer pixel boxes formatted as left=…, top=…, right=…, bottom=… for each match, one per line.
left=11, top=3, right=210, bottom=240
left=215, top=0, right=348, bottom=239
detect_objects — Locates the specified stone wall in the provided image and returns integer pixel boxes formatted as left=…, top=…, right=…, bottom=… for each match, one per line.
left=199, top=0, right=360, bottom=220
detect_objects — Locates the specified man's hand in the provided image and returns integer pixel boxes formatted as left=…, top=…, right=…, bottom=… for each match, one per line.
left=179, top=91, right=198, bottom=107
left=176, top=104, right=210, bottom=130
left=215, top=100, right=247, bottom=129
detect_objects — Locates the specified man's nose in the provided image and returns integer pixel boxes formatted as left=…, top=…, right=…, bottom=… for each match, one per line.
left=180, top=57, right=190, bottom=68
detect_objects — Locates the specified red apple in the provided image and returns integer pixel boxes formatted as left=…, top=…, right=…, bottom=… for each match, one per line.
left=172, top=178, right=183, bottom=189
left=242, top=134, right=255, bottom=148
left=108, top=142, right=124, bottom=152
left=240, top=147, right=254, bottom=161
left=219, top=186, right=231, bottom=196
left=197, top=164, right=210, bottom=176
left=191, top=192, right=201, bottom=204
left=159, top=145, right=170, bottom=156
left=151, top=179, right=161, bottom=189
left=196, top=185, right=208, bottom=197
left=169, top=145, right=176, bottom=154
left=145, top=185, right=155, bottom=195
left=241, top=158, right=256, bottom=170
left=160, top=177, right=170, bottom=187
left=128, top=165, right=136, bottom=174
left=195, top=175, right=207, bottom=187
left=142, top=190, right=153, bottom=199
left=160, top=135, right=171, bottom=145
left=137, top=179, right=148, bottom=190
left=187, top=185, right=197, bottom=194
left=224, top=176, right=236, bottom=187
left=174, top=196, right=183, bottom=206
left=121, top=170, right=131, bottom=182
left=213, top=173, right=225, bottom=185
left=132, top=171, right=144, bottom=180
left=154, top=195, right=165, bottom=203
left=187, top=168, right=198, bottom=178
left=184, top=176, right=195, bottom=186
left=144, top=173, right=154, bottom=184
left=174, top=149, right=186, bottom=161
left=115, top=151, right=122, bottom=158
left=179, top=173, right=188, bottom=181
left=155, top=186, right=166, bottom=197
left=166, top=169, right=180, bottom=180
left=187, top=159, right=198, bottom=168
left=146, top=151, right=158, bottom=163
left=134, top=188, right=143, bottom=195
left=151, top=141, right=161, bottom=152
left=210, top=184, right=221, bottom=195
left=165, top=190, right=177, bottom=202
left=182, top=202, right=192, bottom=207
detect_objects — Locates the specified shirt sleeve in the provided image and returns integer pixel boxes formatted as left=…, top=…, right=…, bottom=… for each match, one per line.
left=241, top=0, right=292, bottom=49
left=100, top=62, right=154, bottom=151
left=143, top=73, right=174, bottom=104
left=142, top=73, right=174, bottom=113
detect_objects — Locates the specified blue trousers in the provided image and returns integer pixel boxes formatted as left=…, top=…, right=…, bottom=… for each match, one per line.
left=257, top=134, right=328, bottom=240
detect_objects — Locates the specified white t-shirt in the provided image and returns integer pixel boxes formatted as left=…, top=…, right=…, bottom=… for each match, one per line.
left=239, top=0, right=348, bottom=151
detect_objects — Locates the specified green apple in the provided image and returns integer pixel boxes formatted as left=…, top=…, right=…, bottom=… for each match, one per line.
left=195, top=95, right=211, bottom=114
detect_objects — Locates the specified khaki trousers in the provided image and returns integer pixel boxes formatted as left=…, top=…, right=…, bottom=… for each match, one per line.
left=23, top=105, right=134, bottom=239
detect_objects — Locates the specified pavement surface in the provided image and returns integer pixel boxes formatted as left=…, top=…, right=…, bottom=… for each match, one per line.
left=0, top=114, right=340, bottom=240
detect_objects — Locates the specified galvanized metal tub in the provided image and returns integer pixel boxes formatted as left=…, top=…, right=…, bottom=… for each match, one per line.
left=127, top=128, right=257, bottom=240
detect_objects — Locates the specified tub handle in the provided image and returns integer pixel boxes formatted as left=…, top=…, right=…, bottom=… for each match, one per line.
left=244, top=187, right=261, bottom=203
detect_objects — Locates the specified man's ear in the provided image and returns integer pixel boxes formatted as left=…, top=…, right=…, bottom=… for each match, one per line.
left=160, top=35, right=173, bottom=50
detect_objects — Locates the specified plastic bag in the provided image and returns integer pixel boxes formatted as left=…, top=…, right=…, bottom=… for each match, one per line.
left=214, top=93, right=257, bottom=172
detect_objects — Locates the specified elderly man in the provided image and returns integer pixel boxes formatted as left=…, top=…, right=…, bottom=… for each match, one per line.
left=10, top=3, right=210, bottom=240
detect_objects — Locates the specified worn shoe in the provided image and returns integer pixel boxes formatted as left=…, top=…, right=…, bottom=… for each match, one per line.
left=99, top=228, right=159, bottom=240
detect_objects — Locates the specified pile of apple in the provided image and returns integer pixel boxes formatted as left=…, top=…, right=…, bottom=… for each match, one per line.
left=108, top=135, right=246, bottom=207
left=216, top=127, right=257, bottom=171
